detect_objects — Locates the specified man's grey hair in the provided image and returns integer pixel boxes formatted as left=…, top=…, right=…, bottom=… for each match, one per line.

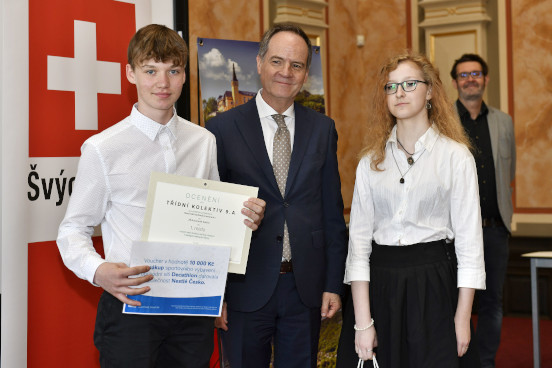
left=258, top=22, right=312, bottom=69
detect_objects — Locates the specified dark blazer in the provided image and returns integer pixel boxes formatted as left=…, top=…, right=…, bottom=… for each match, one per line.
left=206, top=98, right=348, bottom=312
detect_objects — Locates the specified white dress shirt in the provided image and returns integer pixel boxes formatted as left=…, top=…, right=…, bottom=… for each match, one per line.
left=57, top=105, right=219, bottom=284
left=255, top=90, right=295, bottom=164
left=344, top=125, right=486, bottom=289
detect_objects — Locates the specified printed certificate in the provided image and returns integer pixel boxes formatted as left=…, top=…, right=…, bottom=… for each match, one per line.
left=124, top=241, right=231, bottom=316
left=141, top=172, right=259, bottom=274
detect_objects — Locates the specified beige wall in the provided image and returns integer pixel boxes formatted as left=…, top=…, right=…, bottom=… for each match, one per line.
left=511, top=0, right=552, bottom=211
left=327, top=0, right=408, bottom=210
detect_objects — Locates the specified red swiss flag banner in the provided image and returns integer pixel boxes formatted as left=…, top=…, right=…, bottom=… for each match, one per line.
left=29, top=0, right=137, bottom=158
left=28, top=1, right=136, bottom=367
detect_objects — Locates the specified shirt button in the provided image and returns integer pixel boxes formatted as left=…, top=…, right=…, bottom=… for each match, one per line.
left=283, top=202, right=289, bottom=208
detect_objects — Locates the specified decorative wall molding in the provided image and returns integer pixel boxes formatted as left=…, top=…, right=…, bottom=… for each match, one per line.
left=419, top=0, right=491, bottom=27
left=419, top=0, right=491, bottom=59
left=273, top=0, right=328, bottom=30
left=414, top=0, right=493, bottom=103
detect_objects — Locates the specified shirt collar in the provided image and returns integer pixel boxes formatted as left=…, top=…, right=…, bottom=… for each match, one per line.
left=255, top=89, right=295, bottom=120
left=387, top=124, right=440, bottom=153
left=456, top=99, right=488, bottom=118
left=129, top=104, right=178, bottom=141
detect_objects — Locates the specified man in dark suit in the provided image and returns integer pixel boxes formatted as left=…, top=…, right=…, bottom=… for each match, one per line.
left=451, top=53, right=516, bottom=368
left=206, top=23, right=348, bottom=368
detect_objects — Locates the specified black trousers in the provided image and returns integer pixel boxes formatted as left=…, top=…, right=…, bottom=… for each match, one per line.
left=475, top=226, right=509, bottom=368
left=337, top=241, right=481, bottom=368
left=94, top=292, right=214, bottom=368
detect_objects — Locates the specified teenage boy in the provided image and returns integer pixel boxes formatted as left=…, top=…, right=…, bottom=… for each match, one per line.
left=57, top=24, right=264, bottom=368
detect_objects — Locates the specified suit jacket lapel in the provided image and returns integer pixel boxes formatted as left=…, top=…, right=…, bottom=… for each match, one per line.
left=285, top=103, right=311, bottom=196
left=487, top=108, right=499, bottom=165
left=234, top=99, right=281, bottom=195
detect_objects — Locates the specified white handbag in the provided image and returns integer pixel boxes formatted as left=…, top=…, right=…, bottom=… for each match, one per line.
left=357, top=355, right=379, bottom=368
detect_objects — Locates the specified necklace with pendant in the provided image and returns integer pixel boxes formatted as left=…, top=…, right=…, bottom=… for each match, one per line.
left=397, top=138, right=415, bottom=165
left=391, top=144, right=425, bottom=184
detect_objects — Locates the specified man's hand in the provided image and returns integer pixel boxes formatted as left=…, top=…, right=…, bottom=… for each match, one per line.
left=321, top=292, right=341, bottom=318
left=242, top=197, right=266, bottom=231
left=93, top=262, right=153, bottom=306
left=215, top=301, right=229, bottom=331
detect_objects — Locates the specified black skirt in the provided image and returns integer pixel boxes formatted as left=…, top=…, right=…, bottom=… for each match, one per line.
left=336, top=240, right=481, bottom=368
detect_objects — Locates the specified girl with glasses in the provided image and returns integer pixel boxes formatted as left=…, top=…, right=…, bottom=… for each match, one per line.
left=337, top=51, right=485, bottom=368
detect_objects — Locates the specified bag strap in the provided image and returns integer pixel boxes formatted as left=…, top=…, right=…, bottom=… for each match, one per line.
left=357, top=356, right=380, bottom=368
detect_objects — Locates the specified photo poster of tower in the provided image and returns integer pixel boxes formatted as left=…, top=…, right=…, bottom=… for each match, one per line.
left=197, top=37, right=325, bottom=124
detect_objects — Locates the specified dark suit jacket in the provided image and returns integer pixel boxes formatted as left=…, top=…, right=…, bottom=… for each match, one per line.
left=206, top=98, right=348, bottom=312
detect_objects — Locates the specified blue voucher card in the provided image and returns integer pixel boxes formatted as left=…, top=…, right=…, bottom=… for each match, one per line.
left=123, top=241, right=231, bottom=316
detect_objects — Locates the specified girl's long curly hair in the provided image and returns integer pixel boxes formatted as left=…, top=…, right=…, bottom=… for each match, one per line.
left=360, top=51, right=471, bottom=171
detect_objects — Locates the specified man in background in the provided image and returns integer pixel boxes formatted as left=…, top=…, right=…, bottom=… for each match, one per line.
left=451, top=53, right=516, bottom=368
left=206, top=23, right=348, bottom=367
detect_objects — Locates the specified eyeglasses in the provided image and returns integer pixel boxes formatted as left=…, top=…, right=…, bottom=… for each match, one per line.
left=384, top=80, right=428, bottom=95
left=457, top=71, right=483, bottom=80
